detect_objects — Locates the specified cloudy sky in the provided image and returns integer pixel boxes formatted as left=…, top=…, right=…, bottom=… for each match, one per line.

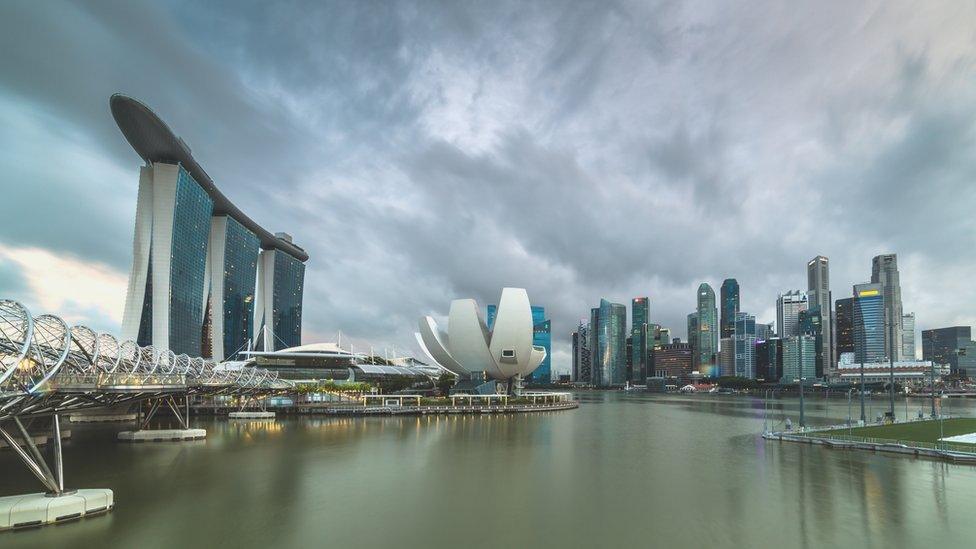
left=2, top=1, right=975, bottom=373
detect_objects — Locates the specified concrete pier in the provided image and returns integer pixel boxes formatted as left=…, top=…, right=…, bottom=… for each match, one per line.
left=69, top=413, right=138, bottom=423
left=228, top=411, right=275, bottom=419
left=0, top=430, right=71, bottom=450
left=0, top=489, right=113, bottom=531
left=117, top=429, right=206, bottom=442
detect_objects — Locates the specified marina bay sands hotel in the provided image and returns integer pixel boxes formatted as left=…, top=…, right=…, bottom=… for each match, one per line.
left=111, top=94, right=307, bottom=361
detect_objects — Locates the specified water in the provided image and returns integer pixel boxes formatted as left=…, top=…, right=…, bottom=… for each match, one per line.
left=2, top=392, right=975, bottom=548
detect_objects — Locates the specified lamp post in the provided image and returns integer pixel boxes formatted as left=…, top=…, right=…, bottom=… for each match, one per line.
left=798, top=377, right=805, bottom=429
left=859, top=359, right=866, bottom=423
left=847, top=388, right=854, bottom=436
left=930, top=360, right=937, bottom=418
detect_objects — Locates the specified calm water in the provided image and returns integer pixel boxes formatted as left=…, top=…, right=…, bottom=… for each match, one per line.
left=2, top=392, right=976, bottom=548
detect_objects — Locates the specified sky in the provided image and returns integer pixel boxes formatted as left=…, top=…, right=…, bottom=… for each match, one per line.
left=1, top=0, right=975, bottom=374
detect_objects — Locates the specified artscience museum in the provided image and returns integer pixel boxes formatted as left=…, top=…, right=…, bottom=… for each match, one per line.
left=416, top=288, right=547, bottom=394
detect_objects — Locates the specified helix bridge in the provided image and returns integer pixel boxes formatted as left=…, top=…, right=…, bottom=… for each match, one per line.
left=0, top=298, right=291, bottom=502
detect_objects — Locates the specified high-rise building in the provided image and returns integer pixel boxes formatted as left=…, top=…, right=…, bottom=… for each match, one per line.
left=872, top=254, right=904, bottom=360
left=756, top=322, right=774, bottom=341
left=807, top=256, right=833, bottom=371
left=922, top=327, right=976, bottom=376
left=593, top=299, right=627, bottom=386
left=720, top=279, right=739, bottom=339
left=687, top=312, right=699, bottom=369
left=902, top=312, right=916, bottom=359
left=733, top=312, right=757, bottom=379
left=652, top=342, right=694, bottom=382
left=571, top=321, right=591, bottom=383
left=835, top=297, right=855, bottom=358
left=718, top=338, right=734, bottom=377
left=696, top=283, right=719, bottom=377
left=776, top=290, right=808, bottom=338
left=853, top=283, right=885, bottom=363
left=756, top=337, right=783, bottom=382
left=630, top=297, right=651, bottom=383
left=113, top=95, right=308, bottom=358
left=781, top=335, right=816, bottom=383
left=488, top=304, right=550, bottom=383
left=798, top=305, right=824, bottom=378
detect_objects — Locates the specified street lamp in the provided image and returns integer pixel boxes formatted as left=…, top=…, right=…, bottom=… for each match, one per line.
left=798, top=377, right=805, bottom=429
left=847, top=388, right=854, bottom=436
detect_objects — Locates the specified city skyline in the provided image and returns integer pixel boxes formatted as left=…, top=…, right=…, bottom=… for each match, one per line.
left=2, top=2, right=976, bottom=378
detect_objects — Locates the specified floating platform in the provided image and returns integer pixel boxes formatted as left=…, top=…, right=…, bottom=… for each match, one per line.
left=117, top=429, right=206, bottom=442
left=228, top=411, right=275, bottom=419
left=0, top=489, right=113, bottom=531
left=0, top=430, right=71, bottom=450
left=69, top=413, right=138, bottom=423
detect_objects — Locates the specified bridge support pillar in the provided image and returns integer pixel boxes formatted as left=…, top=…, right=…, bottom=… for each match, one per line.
left=118, top=394, right=206, bottom=442
left=0, top=413, right=114, bottom=531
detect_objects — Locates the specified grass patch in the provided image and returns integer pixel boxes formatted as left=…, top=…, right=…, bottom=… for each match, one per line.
left=817, top=418, right=976, bottom=445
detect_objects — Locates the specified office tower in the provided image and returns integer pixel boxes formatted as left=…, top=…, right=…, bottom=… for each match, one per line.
left=872, top=254, right=904, bottom=360
left=733, top=312, right=757, bottom=379
left=835, top=297, right=855, bottom=357
left=776, top=290, right=808, bottom=338
left=853, top=283, right=885, bottom=363
left=652, top=342, right=694, bottom=381
left=719, top=338, right=734, bottom=377
left=572, top=321, right=591, bottom=383
left=798, top=305, right=824, bottom=378
left=902, top=312, right=916, bottom=359
left=589, top=307, right=600, bottom=382
left=593, top=299, right=627, bottom=386
left=720, top=279, right=740, bottom=339
left=631, top=297, right=651, bottom=383
left=756, top=337, right=783, bottom=382
left=488, top=305, right=550, bottom=383
left=807, top=255, right=833, bottom=371
left=687, top=312, right=699, bottom=369
left=781, top=335, right=816, bottom=383
left=755, top=322, right=774, bottom=342
left=696, top=283, right=719, bottom=377
left=922, top=327, right=976, bottom=376
left=114, top=95, right=308, bottom=358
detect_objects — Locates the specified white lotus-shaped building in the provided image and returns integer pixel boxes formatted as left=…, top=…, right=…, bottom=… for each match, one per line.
left=416, top=288, right=546, bottom=382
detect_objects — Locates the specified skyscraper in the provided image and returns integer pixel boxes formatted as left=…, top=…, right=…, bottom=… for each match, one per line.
left=572, top=321, right=591, bottom=383
left=652, top=342, right=694, bottom=382
left=835, top=297, right=855, bottom=357
left=798, top=305, right=823, bottom=378
left=755, top=322, right=774, bottom=342
left=733, top=312, right=757, bottom=379
left=853, top=283, right=885, bottom=363
left=756, top=337, right=783, bottom=382
left=719, top=338, right=734, bottom=377
left=807, top=256, right=832, bottom=371
left=782, top=335, right=816, bottom=383
left=696, top=284, right=719, bottom=377
left=922, top=327, right=976, bottom=376
left=902, top=312, right=916, bottom=359
left=687, top=312, right=699, bottom=369
left=113, top=95, right=308, bottom=358
left=872, top=254, right=904, bottom=360
left=776, top=290, right=808, bottom=338
left=593, top=299, right=627, bottom=386
left=631, top=297, right=651, bottom=383
left=720, top=279, right=739, bottom=339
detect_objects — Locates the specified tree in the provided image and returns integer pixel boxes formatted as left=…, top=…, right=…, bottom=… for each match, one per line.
left=436, top=372, right=457, bottom=396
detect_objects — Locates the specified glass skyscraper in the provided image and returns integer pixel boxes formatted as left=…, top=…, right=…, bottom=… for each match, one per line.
left=733, top=312, right=756, bottom=379
left=720, top=278, right=739, bottom=339
left=593, top=299, right=626, bottom=386
left=695, top=284, right=718, bottom=377
left=922, top=326, right=976, bottom=376
left=631, top=297, right=650, bottom=383
left=835, top=297, right=855, bottom=358
left=853, top=283, right=885, bottom=363
left=208, top=216, right=260, bottom=360
left=798, top=305, right=823, bottom=378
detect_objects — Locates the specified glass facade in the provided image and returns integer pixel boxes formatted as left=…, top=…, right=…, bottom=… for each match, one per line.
left=720, top=279, right=739, bottom=339
left=595, top=298, right=627, bottom=386
left=696, top=284, right=718, bottom=377
left=798, top=305, right=823, bottom=378
left=853, top=283, right=885, bottom=363
left=272, top=251, right=306, bottom=349
left=222, top=217, right=260, bottom=359
left=733, top=312, right=756, bottom=378
left=168, top=165, right=214, bottom=356
left=782, top=335, right=816, bottom=383
left=630, top=297, right=650, bottom=383
left=922, top=326, right=976, bottom=376
left=486, top=304, right=551, bottom=383
left=756, top=338, right=782, bottom=382
left=835, top=297, right=854, bottom=358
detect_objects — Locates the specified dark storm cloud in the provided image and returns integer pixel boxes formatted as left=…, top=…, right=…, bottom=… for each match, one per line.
left=2, top=0, right=975, bottom=373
